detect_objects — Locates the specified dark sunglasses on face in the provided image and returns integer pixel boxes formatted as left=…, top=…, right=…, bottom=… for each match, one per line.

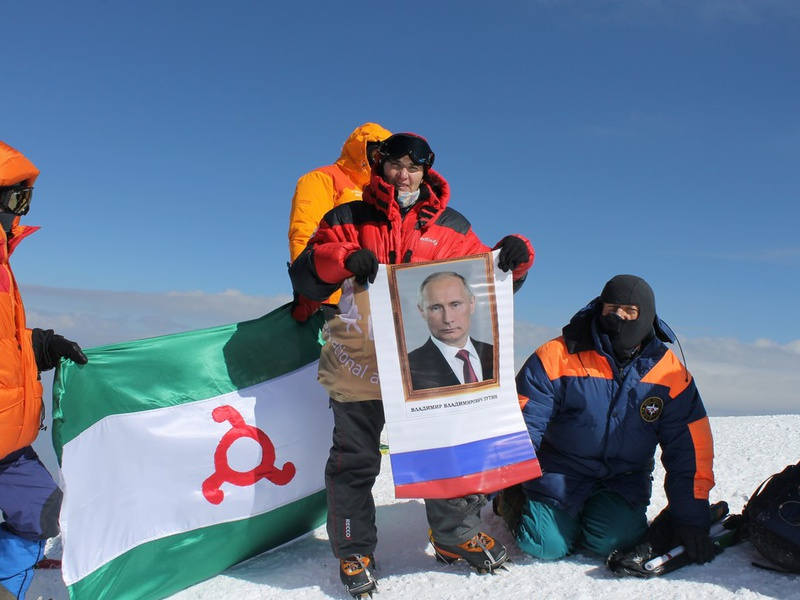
left=379, top=134, right=435, bottom=167
left=0, top=186, right=33, bottom=215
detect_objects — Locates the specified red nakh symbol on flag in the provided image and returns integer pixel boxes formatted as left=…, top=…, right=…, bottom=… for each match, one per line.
left=202, top=405, right=296, bottom=505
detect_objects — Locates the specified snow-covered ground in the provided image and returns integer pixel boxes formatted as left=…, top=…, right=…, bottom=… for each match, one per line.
left=30, top=414, right=800, bottom=600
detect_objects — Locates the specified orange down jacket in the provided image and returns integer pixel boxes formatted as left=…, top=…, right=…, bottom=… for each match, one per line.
left=288, top=123, right=392, bottom=263
left=0, top=141, right=45, bottom=458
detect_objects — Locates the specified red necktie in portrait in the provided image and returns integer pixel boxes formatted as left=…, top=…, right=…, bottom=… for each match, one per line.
left=456, top=349, right=478, bottom=383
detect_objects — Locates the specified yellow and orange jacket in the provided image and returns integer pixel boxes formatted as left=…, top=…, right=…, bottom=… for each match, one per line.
left=0, top=141, right=45, bottom=458
left=287, top=123, right=391, bottom=303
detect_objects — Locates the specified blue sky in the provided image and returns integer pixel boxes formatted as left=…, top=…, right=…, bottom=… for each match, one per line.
left=3, top=0, right=799, bottom=417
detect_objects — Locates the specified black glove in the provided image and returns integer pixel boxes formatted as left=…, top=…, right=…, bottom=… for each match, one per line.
left=497, top=236, right=529, bottom=272
left=32, top=328, right=88, bottom=372
left=345, top=249, right=379, bottom=285
left=673, top=524, right=716, bottom=564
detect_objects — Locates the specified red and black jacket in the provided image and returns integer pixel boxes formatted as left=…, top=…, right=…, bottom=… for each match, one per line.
left=289, top=168, right=534, bottom=316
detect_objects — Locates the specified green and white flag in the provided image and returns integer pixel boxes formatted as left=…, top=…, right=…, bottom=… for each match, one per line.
left=52, top=304, right=331, bottom=600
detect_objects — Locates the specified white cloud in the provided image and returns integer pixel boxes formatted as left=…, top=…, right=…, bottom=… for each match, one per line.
left=680, top=337, right=800, bottom=416
left=512, top=323, right=800, bottom=417
left=513, top=320, right=561, bottom=370
left=21, top=284, right=292, bottom=348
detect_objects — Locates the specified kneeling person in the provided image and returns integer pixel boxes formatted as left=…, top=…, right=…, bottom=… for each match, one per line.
left=499, top=275, right=716, bottom=565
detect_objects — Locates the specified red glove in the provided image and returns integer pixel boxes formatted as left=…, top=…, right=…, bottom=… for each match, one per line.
left=291, top=293, right=320, bottom=322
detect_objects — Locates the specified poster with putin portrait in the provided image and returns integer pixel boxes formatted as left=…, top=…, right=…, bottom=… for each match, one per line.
left=369, top=250, right=541, bottom=499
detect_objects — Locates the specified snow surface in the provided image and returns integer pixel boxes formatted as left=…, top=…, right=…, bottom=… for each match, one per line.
left=31, top=414, right=800, bottom=600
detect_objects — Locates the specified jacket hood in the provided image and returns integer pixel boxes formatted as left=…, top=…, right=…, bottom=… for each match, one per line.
left=363, top=167, right=450, bottom=224
left=335, top=123, right=392, bottom=188
left=0, top=141, right=40, bottom=187
left=562, top=297, right=675, bottom=355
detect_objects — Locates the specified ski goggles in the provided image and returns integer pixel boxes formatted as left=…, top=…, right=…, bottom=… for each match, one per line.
left=378, top=133, right=435, bottom=167
left=0, top=186, right=33, bottom=216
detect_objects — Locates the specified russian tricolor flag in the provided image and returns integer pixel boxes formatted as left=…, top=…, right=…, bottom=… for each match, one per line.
left=391, top=432, right=541, bottom=498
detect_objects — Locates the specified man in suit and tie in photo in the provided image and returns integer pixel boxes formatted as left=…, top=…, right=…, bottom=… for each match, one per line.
left=408, top=271, right=494, bottom=390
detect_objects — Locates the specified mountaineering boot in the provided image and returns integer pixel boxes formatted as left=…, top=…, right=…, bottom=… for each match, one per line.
left=430, top=531, right=508, bottom=573
left=339, top=554, right=377, bottom=598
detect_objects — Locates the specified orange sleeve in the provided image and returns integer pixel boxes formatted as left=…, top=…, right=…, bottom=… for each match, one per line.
left=688, top=416, right=715, bottom=499
left=288, top=170, right=337, bottom=262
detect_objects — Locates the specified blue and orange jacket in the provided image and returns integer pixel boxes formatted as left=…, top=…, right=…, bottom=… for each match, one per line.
left=516, top=298, right=715, bottom=529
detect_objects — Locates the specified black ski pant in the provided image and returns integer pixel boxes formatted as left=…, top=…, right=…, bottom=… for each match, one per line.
left=325, top=398, right=484, bottom=559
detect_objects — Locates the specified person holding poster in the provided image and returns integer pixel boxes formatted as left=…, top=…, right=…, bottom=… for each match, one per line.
left=408, top=271, right=493, bottom=390
left=499, top=274, right=716, bottom=567
left=289, top=132, right=534, bottom=597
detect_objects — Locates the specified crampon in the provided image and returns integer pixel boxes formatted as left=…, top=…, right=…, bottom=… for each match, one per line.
left=339, top=554, right=377, bottom=598
left=430, top=531, right=509, bottom=574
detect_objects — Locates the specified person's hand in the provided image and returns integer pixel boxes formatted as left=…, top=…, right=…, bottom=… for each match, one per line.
left=672, top=524, right=716, bottom=564
left=497, top=236, right=529, bottom=272
left=32, top=328, right=88, bottom=372
left=49, top=334, right=88, bottom=365
left=345, top=249, right=379, bottom=285
left=291, top=292, right=318, bottom=322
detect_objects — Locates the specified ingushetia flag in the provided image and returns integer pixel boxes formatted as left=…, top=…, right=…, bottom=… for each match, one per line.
left=52, top=304, right=330, bottom=600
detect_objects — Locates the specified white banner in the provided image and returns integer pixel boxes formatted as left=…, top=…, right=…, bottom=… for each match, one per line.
left=369, top=251, right=540, bottom=498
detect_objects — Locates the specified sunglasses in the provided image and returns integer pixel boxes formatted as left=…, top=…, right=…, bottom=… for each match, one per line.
left=0, top=186, right=33, bottom=216
left=379, top=134, right=435, bottom=167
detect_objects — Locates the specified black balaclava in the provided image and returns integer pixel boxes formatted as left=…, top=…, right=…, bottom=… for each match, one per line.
left=597, top=274, right=656, bottom=363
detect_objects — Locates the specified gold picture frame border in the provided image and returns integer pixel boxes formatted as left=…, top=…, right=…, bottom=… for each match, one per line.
left=387, top=253, right=499, bottom=401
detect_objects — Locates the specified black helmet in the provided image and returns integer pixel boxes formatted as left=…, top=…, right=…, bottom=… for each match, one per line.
left=376, top=133, right=435, bottom=171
